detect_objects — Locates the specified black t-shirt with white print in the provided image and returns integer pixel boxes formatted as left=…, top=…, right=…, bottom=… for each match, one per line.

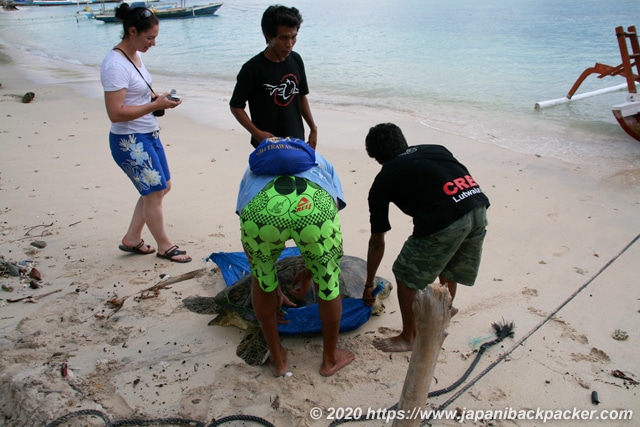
left=230, top=51, right=309, bottom=147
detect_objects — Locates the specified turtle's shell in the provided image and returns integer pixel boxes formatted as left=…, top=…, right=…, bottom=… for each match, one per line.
left=183, top=255, right=389, bottom=327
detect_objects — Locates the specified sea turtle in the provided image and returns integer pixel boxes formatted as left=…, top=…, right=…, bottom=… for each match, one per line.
left=183, top=255, right=392, bottom=365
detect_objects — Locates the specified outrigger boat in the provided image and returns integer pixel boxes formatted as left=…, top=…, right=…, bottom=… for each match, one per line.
left=536, top=25, right=640, bottom=142
left=87, top=0, right=222, bottom=22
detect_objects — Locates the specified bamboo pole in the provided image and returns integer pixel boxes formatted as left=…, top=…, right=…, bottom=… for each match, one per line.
left=393, top=283, right=453, bottom=427
left=534, top=83, right=632, bottom=109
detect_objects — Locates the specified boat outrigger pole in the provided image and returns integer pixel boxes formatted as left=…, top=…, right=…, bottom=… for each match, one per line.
left=535, top=25, right=640, bottom=142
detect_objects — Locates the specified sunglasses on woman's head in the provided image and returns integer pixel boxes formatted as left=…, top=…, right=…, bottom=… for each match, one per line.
left=135, top=8, right=154, bottom=22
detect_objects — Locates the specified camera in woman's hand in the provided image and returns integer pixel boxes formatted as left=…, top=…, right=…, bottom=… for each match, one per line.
left=167, top=89, right=180, bottom=102
left=151, top=95, right=165, bottom=117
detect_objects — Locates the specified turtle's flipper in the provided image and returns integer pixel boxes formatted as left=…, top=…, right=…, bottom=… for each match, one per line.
left=236, top=326, right=269, bottom=366
left=208, top=311, right=252, bottom=330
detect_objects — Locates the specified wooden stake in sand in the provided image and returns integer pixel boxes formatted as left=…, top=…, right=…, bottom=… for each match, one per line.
left=393, top=283, right=454, bottom=427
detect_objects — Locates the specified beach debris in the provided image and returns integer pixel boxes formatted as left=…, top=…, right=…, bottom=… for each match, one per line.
left=270, top=395, right=280, bottom=410
left=136, top=268, right=206, bottom=300
left=612, top=329, right=629, bottom=341
left=106, top=295, right=124, bottom=310
left=24, top=222, right=53, bottom=237
left=9, top=222, right=54, bottom=243
left=6, top=288, right=61, bottom=303
left=31, top=240, right=47, bottom=249
left=136, top=288, right=160, bottom=300
left=106, top=268, right=206, bottom=318
left=460, top=350, right=476, bottom=360
left=28, top=267, right=42, bottom=281
left=20, top=265, right=44, bottom=288
left=0, top=261, right=20, bottom=277
left=591, top=390, right=599, bottom=405
left=1, top=258, right=45, bottom=290
left=611, top=370, right=639, bottom=385
left=21, top=92, right=35, bottom=103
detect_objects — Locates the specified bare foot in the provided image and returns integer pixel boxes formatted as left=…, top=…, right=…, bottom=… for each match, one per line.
left=373, top=335, right=413, bottom=352
left=319, top=348, right=355, bottom=377
left=266, top=346, right=287, bottom=377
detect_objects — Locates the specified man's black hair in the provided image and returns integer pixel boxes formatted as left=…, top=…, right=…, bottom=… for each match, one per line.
left=365, top=123, right=409, bottom=164
left=261, top=5, right=303, bottom=43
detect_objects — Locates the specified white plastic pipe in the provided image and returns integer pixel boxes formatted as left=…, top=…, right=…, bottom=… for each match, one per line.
left=535, top=83, right=633, bottom=109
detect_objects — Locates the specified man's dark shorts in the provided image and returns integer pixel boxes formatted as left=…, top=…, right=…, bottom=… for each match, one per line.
left=392, top=207, right=488, bottom=290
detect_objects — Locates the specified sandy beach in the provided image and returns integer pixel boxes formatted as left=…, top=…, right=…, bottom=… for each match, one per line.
left=1, top=43, right=639, bottom=427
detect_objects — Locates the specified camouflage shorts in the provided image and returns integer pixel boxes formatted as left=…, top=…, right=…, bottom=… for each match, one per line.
left=239, top=176, right=343, bottom=301
left=392, top=207, right=488, bottom=290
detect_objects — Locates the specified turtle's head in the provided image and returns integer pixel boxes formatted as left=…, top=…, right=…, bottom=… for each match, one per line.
left=373, top=276, right=393, bottom=300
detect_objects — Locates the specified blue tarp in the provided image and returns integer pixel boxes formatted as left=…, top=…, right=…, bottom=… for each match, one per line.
left=207, top=248, right=382, bottom=335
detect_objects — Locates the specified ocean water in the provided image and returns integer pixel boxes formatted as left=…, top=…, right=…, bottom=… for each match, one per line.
left=1, top=0, right=640, bottom=169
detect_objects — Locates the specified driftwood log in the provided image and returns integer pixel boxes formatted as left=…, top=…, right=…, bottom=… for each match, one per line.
left=393, top=283, right=454, bottom=427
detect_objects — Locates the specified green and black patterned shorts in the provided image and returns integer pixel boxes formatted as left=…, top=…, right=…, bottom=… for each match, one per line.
left=239, top=176, right=343, bottom=301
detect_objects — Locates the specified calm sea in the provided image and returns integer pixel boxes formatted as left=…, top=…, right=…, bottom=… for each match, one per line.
left=1, top=0, right=640, bottom=169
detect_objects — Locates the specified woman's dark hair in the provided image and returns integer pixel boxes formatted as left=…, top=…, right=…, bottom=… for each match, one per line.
left=365, top=123, right=409, bottom=164
left=261, top=5, right=303, bottom=43
left=115, top=4, right=159, bottom=39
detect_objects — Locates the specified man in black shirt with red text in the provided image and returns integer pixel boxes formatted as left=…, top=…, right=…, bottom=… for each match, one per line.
left=362, top=123, right=490, bottom=352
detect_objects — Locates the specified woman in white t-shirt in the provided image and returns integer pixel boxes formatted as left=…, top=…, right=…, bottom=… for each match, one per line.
left=100, top=4, right=191, bottom=263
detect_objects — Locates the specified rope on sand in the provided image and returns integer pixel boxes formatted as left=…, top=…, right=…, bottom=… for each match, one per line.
left=44, top=409, right=275, bottom=427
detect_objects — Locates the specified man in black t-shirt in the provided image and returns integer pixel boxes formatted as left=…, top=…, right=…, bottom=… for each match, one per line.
left=362, top=123, right=490, bottom=352
left=229, top=5, right=318, bottom=149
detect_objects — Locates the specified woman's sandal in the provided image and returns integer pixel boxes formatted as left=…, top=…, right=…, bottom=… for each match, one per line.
left=119, top=239, right=155, bottom=255
left=156, top=245, right=192, bottom=263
